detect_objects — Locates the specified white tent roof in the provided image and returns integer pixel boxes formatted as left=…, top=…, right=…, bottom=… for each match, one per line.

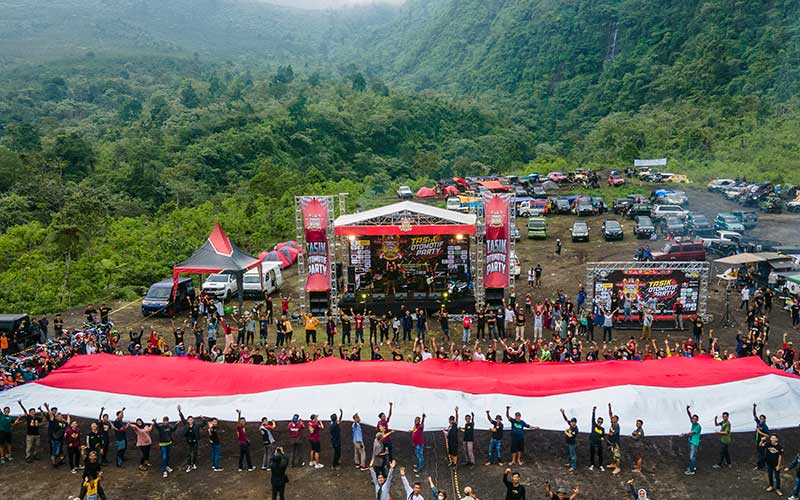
left=335, top=201, right=477, bottom=227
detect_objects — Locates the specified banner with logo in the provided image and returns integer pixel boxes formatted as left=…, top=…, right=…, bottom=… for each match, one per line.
left=301, top=196, right=331, bottom=292
left=592, top=267, right=701, bottom=327
left=483, top=193, right=511, bottom=288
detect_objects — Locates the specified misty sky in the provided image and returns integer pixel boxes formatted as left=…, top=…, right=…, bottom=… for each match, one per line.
left=264, top=0, right=405, bottom=9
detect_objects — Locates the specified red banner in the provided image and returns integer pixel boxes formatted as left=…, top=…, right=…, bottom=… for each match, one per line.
left=483, top=193, right=511, bottom=288
left=301, top=197, right=331, bottom=292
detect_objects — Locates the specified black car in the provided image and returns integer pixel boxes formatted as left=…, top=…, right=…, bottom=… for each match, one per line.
left=0, top=314, right=39, bottom=354
left=574, top=199, right=595, bottom=216
left=663, top=216, right=687, bottom=236
left=686, top=213, right=713, bottom=236
left=627, top=202, right=653, bottom=219
left=553, top=198, right=572, bottom=214
left=634, top=215, right=656, bottom=239
left=612, top=197, right=636, bottom=215
left=602, top=218, right=624, bottom=240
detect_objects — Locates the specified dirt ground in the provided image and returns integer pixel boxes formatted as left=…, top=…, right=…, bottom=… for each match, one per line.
left=4, top=421, right=800, bottom=499
left=11, top=182, right=800, bottom=499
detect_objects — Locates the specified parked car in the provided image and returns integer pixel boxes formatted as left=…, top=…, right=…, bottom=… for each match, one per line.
left=591, top=196, right=608, bottom=213
left=201, top=273, right=239, bottom=299
left=714, top=213, right=746, bottom=232
left=0, top=314, right=37, bottom=354
left=574, top=198, right=595, bottom=216
left=659, top=190, right=689, bottom=206
left=527, top=217, right=547, bottom=239
left=242, top=262, right=284, bottom=298
left=518, top=199, right=549, bottom=216
left=510, top=224, right=521, bottom=241
left=612, top=197, right=636, bottom=215
left=548, top=171, right=568, bottom=183
left=634, top=215, right=656, bottom=239
left=651, top=204, right=689, bottom=220
left=571, top=220, right=590, bottom=242
left=787, top=197, right=800, bottom=213
left=608, top=172, right=626, bottom=186
left=732, top=209, right=758, bottom=229
left=686, top=213, right=713, bottom=236
left=510, top=251, right=522, bottom=277
left=701, top=230, right=744, bottom=248
left=602, top=218, right=624, bottom=241
left=652, top=239, right=706, bottom=261
left=446, top=197, right=462, bottom=211
left=663, top=216, right=687, bottom=236
left=142, top=277, right=196, bottom=317
left=553, top=198, right=572, bottom=214
left=627, top=202, right=653, bottom=219
left=662, top=173, right=690, bottom=183
left=397, top=186, right=413, bottom=200
left=707, top=179, right=737, bottom=192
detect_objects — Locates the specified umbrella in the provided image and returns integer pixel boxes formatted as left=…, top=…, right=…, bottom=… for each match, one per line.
left=275, top=240, right=300, bottom=251
left=416, top=186, right=437, bottom=198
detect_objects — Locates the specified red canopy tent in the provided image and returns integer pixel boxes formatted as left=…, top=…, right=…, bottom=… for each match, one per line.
left=416, top=186, right=437, bottom=198
left=172, top=223, right=262, bottom=303
left=443, top=185, right=460, bottom=196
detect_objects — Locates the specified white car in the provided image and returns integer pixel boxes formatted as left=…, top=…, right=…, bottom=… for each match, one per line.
left=707, top=179, right=737, bottom=192
left=510, top=251, right=521, bottom=277
left=397, top=186, right=413, bottom=200
left=650, top=204, right=689, bottom=220
left=202, top=273, right=239, bottom=299
left=661, top=191, right=689, bottom=206
left=242, top=262, right=283, bottom=298
left=446, top=197, right=462, bottom=211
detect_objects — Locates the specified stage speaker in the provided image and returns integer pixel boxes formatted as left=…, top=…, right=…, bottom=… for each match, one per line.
left=309, top=292, right=330, bottom=316
left=485, top=287, right=505, bottom=308
left=413, top=292, right=427, bottom=299
left=373, top=293, right=386, bottom=300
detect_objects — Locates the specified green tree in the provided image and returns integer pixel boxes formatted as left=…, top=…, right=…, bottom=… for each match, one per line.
left=179, top=82, right=200, bottom=109
left=352, top=73, right=367, bottom=92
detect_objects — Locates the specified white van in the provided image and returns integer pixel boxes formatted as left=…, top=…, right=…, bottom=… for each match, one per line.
left=243, top=261, right=283, bottom=298
left=446, top=197, right=462, bottom=211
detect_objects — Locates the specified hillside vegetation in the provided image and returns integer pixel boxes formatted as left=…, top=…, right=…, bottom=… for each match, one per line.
left=0, top=0, right=798, bottom=312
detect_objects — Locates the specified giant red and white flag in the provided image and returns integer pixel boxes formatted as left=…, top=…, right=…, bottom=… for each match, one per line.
left=2, top=355, right=799, bottom=435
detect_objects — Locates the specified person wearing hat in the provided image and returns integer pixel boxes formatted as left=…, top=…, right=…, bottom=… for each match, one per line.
left=626, top=479, right=649, bottom=499
left=460, top=485, right=478, bottom=500
left=287, top=414, right=305, bottom=467
left=307, top=414, right=324, bottom=469
left=506, top=405, right=539, bottom=466
left=485, top=410, right=504, bottom=466
left=560, top=409, right=579, bottom=471
left=545, top=481, right=580, bottom=500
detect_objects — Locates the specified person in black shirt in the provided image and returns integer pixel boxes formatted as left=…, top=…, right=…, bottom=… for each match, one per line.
left=546, top=482, right=580, bottom=500
left=445, top=407, right=459, bottom=466
left=607, top=403, right=621, bottom=467
left=589, top=406, right=605, bottom=471
left=208, top=418, right=222, bottom=471
left=560, top=409, right=579, bottom=471
left=97, top=407, right=112, bottom=464
left=330, top=410, right=342, bottom=469
left=761, top=434, right=784, bottom=494
left=178, top=405, right=206, bottom=473
left=43, top=402, right=66, bottom=467
left=53, top=313, right=64, bottom=336
left=84, top=304, right=97, bottom=324
left=270, top=447, right=290, bottom=500
left=17, top=401, right=42, bottom=462
left=463, top=412, right=475, bottom=465
left=485, top=411, right=504, bottom=466
left=503, top=468, right=525, bottom=500
left=99, top=303, right=112, bottom=324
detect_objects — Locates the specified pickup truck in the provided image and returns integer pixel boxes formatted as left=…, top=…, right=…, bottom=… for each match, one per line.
left=700, top=230, right=743, bottom=248
left=202, top=273, right=239, bottom=300
left=652, top=240, right=706, bottom=261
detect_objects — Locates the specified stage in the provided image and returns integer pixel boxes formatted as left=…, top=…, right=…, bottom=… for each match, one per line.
left=338, top=291, right=476, bottom=315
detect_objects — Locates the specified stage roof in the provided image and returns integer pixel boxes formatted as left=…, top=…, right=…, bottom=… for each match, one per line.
left=334, top=201, right=477, bottom=236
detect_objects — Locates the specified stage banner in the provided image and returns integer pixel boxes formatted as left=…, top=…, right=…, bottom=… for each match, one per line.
left=301, top=196, right=331, bottom=292
left=592, top=267, right=701, bottom=325
left=483, top=193, right=511, bottom=288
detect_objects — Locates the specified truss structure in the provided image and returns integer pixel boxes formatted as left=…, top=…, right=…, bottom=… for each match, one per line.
left=295, top=195, right=338, bottom=315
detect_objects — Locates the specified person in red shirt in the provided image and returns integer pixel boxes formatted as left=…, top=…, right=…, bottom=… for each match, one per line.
left=354, top=308, right=365, bottom=343
left=410, top=413, right=425, bottom=473
left=287, top=415, right=305, bottom=467
left=280, top=296, right=290, bottom=315
left=65, top=418, right=82, bottom=473
left=235, top=410, right=254, bottom=472
left=377, top=402, right=393, bottom=462
left=462, top=312, right=473, bottom=344
left=307, top=414, right=324, bottom=469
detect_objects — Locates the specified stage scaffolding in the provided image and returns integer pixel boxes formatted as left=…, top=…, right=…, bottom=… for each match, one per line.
left=295, top=195, right=338, bottom=314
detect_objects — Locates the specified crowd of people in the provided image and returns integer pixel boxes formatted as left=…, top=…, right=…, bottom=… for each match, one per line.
left=2, top=397, right=799, bottom=499
left=3, top=268, right=800, bottom=397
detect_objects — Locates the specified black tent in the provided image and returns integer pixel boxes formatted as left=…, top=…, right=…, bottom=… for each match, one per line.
left=172, top=223, right=262, bottom=304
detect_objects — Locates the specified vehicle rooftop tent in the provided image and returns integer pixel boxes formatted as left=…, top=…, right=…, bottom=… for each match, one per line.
left=172, top=223, right=262, bottom=303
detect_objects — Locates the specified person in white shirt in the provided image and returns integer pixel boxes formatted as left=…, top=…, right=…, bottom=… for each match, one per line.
left=400, top=466, right=426, bottom=500
left=740, top=286, right=751, bottom=310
